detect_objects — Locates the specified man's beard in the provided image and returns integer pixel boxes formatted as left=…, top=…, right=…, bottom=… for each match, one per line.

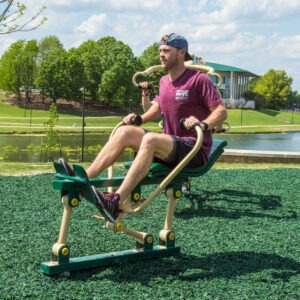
left=161, top=56, right=179, bottom=70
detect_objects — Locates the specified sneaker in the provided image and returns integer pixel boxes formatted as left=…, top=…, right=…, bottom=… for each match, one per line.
left=59, top=158, right=83, bottom=200
left=91, top=186, right=122, bottom=223
left=59, top=158, right=75, bottom=176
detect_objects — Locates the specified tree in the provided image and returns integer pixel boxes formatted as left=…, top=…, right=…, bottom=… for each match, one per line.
left=0, top=0, right=46, bottom=34
left=37, top=35, right=64, bottom=60
left=97, top=37, right=141, bottom=108
left=0, top=40, right=23, bottom=97
left=65, top=48, right=85, bottom=101
left=289, top=91, right=300, bottom=109
left=139, top=42, right=160, bottom=67
left=242, top=90, right=265, bottom=110
left=242, top=77, right=265, bottom=109
left=253, top=69, right=293, bottom=110
left=139, top=42, right=166, bottom=96
left=0, top=35, right=162, bottom=109
left=35, top=47, right=69, bottom=103
left=75, top=40, right=102, bottom=102
left=20, top=39, right=38, bottom=101
left=0, top=39, right=38, bottom=100
left=36, top=36, right=65, bottom=101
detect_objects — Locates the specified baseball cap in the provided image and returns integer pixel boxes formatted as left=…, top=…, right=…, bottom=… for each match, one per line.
left=160, top=33, right=193, bottom=61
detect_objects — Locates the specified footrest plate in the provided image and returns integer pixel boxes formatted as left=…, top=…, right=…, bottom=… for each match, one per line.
left=40, top=245, right=180, bottom=275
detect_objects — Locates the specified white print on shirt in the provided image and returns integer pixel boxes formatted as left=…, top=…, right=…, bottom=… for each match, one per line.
left=175, top=90, right=189, bottom=101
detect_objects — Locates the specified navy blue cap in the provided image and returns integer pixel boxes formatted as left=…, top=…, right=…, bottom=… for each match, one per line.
left=160, top=33, right=193, bottom=61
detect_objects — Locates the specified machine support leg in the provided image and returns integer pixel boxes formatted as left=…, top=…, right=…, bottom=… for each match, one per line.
left=159, top=188, right=177, bottom=248
left=164, top=188, right=177, bottom=231
left=58, top=195, right=72, bottom=244
left=51, top=195, right=72, bottom=263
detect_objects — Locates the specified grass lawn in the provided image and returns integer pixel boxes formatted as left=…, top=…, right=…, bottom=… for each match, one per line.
left=0, top=168, right=299, bottom=299
left=1, top=96, right=300, bottom=134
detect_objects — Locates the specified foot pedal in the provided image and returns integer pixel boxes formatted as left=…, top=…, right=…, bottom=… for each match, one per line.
left=53, top=161, right=68, bottom=175
left=73, top=164, right=89, bottom=182
left=72, top=164, right=97, bottom=205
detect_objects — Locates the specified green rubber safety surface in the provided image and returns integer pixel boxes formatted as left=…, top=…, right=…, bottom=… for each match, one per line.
left=0, top=168, right=299, bottom=299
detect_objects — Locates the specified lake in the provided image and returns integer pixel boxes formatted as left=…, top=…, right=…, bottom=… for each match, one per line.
left=0, top=131, right=299, bottom=162
left=214, top=131, right=300, bottom=152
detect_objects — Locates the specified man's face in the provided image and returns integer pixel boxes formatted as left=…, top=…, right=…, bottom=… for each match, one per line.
left=159, top=45, right=182, bottom=70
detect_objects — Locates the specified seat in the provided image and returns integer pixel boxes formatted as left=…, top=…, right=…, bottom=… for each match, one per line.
left=124, top=139, right=227, bottom=180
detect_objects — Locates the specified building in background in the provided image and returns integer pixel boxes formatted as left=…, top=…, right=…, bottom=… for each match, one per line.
left=202, top=60, right=258, bottom=109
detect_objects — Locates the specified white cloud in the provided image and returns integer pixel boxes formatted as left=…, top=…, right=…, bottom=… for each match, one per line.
left=212, top=0, right=300, bottom=22
left=276, top=35, right=300, bottom=59
left=75, top=14, right=110, bottom=37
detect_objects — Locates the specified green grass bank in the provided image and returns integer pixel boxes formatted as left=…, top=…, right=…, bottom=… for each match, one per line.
left=1, top=95, right=300, bottom=134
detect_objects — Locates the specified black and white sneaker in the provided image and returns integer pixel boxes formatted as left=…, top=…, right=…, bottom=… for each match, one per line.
left=91, top=186, right=122, bottom=223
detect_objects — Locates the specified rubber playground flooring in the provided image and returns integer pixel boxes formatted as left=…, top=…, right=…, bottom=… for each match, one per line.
left=0, top=168, right=299, bottom=299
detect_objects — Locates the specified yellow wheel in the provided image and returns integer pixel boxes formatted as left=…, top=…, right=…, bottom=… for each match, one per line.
left=70, top=198, right=79, bottom=207
left=146, top=236, right=153, bottom=244
left=133, top=193, right=140, bottom=201
left=61, top=247, right=69, bottom=256
left=175, top=190, right=181, bottom=198
left=115, top=222, right=123, bottom=231
left=168, top=232, right=175, bottom=241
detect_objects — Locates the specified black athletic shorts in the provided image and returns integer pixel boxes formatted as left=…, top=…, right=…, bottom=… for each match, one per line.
left=155, top=135, right=205, bottom=169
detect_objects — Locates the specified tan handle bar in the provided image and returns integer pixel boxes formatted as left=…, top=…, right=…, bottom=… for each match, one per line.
left=124, top=125, right=203, bottom=215
left=132, top=61, right=222, bottom=88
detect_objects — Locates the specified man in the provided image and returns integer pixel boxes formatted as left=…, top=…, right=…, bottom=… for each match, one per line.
left=60, top=33, right=227, bottom=223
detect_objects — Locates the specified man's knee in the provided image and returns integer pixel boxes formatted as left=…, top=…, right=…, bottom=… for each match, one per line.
left=114, top=126, right=145, bottom=148
left=141, top=132, right=172, bottom=152
left=141, top=132, right=159, bottom=146
left=115, top=125, right=131, bottom=136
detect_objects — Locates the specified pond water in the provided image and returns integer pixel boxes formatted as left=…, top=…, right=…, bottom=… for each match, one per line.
left=0, top=131, right=299, bottom=162
left=214, top=131, right=300, bottom=152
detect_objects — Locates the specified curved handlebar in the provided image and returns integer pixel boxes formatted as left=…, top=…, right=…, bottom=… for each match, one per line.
left=179, top=118, right=201, bottom=131
left=126, top=124, right=203, bottom=214
left=107, top=118, right=204, bottom=216
left=132, top=61, right=223, bottom=88
left=212, top=121, right=231, bottom=133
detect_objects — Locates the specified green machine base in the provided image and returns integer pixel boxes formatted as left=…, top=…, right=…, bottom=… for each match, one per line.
left=41, top=245, right=180, bottom=275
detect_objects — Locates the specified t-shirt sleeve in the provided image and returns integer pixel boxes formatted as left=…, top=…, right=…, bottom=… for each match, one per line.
left=198, top=74, right=222, bottom=108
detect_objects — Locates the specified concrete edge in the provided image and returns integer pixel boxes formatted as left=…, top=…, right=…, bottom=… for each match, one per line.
left=219, top=149, right=300, bottom=163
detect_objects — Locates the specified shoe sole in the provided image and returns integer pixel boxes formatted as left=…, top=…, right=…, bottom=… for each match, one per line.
left=91, top=186, right=115, bottom=223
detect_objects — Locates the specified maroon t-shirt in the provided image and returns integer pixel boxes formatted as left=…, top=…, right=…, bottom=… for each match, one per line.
left=155, top=68, right=222, bottom=163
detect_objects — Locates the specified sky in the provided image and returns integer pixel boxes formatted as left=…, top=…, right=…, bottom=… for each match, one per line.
left=1, top=0, right=300, bottom=91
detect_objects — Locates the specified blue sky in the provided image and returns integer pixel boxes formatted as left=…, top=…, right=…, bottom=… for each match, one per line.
left=1, top=0, right=300, bottom=91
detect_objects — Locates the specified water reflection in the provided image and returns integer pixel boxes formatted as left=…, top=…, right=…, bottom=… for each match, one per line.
left=0, top=132, right=299, bottom=162
left=214, top=132, right=299, bottom=152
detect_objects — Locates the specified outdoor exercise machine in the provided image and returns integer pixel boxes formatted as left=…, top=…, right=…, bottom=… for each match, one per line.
left=40, top=62, right=228, bottom=276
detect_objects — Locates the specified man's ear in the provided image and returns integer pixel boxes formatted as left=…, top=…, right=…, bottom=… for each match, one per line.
left=180, top=48, right=186, bottom=59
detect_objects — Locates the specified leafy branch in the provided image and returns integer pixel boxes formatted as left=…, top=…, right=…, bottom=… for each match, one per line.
left=0, top=0, right=46, bottom=34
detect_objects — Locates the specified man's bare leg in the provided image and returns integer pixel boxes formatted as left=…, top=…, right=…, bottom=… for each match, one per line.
left=86, top=126, right=145, bottom=178
left=89, top=131, right=174, bottom=223
left=116, top=132, right=174, bottom=209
